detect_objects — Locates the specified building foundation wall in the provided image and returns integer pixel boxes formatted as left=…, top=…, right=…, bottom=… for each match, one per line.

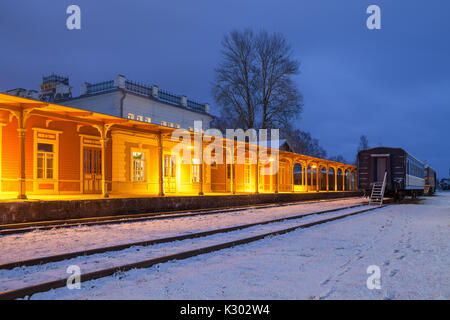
left=0, top=191, right=361, bottom=225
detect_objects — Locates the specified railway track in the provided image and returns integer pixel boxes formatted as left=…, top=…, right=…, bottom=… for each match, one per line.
left=0, top=202, right=387, bottom=300
left=0, top=197, right=368, bottom=236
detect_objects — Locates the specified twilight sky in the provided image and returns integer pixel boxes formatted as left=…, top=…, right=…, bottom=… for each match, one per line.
left=0, top=0, right=449, bottom=177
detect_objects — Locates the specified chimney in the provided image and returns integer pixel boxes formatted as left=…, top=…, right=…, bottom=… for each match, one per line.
left=180, top=95, right=188, bottom=107
left=114, top=74, right=126, bottom=89
left=152, top=85, right=159, bottom=98
left=204, top=103, right=210, bottom=114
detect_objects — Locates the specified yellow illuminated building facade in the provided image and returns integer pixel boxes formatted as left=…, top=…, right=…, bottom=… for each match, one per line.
left=0, top=93, right=357, bottom=200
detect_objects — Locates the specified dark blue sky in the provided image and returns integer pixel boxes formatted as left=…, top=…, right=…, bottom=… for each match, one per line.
left=1, top=0, right=449, bottom=177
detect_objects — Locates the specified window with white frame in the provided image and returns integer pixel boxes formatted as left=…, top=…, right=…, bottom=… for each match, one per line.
left=37, top=143, right=54, bottom=179
left=168, top=122, right=174, bottom=128
left=176, top=124, right=180, bottom=129
left=161, top=121, right=167, bottom=126
left=164, top=155, right=176, bottom=178
left=244, top=164, right=251, bottom=185
left=136, top=115, right=143, bottom=122
left=127, top=113, right=135, bottom=120
left=145, top=117, right=151, bottom=123
left=132, top=151, right=146, bottom=182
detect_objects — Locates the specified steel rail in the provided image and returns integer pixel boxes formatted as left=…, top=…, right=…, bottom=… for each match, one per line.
left=0, top=204, right=386, bottom=300
left=0, top=197, right=367, bottom=236
left=0, top=203, right=367, bottom=270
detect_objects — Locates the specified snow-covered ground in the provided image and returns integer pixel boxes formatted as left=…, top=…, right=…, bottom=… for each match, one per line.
left=2, top=193, right=449, bottom=300
left=0, top=197, right=364, bottom=264
left=0, top=205, right=367, bottom=292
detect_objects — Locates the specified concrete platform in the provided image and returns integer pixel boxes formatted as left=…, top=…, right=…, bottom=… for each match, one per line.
left=0, top=191, right=362, bottom=225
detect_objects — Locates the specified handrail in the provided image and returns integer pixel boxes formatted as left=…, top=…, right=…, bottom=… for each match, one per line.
left=380, top=171, right=387, bottom=206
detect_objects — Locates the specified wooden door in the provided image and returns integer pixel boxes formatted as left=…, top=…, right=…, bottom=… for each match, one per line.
left=83, top=147, right=102, bottom=194
left=375, top=157, right=387, bottom=182
left=226, top=164, right=231, bottom=192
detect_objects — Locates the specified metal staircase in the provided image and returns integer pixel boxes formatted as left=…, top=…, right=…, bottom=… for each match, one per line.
left=369, top=172, right=387, bottom=206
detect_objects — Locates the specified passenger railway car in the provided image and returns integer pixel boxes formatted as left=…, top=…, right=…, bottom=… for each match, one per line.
left=424, top=166, right=437, bottom=195
left=357, top=147, right=425, bottom=200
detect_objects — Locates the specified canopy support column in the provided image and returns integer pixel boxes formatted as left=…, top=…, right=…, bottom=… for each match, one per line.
left=157, top=132, right=164, bottom=197
left=334, top=170, right=338, bottom=191
left=305, top=164, right=308, bottom=192
left=94, top=123, right=116, bottom=198
left=16, top=108, right=30, bottom=200
left=316, top=168, right=319, bottom=192
left=255, top=149, right=259, bottom=194
left=291, top=163, right=294, bottom=192
left=17, top=124, right=27, bottom=199
left=326, top=166, right=329, bottom=191
left=100, top=137, right=109, bottom=198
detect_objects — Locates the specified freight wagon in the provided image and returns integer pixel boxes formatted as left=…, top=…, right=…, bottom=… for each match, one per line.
left=424, top=166, right=437, bottom=195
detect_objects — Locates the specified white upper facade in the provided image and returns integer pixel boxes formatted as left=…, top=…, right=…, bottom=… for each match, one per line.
left=62, top=75, right=213, bottom=131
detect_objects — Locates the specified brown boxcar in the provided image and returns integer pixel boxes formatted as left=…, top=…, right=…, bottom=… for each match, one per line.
left=357, top=147, right=425, bottom=200
left=424, top=166, right=437, bottom=195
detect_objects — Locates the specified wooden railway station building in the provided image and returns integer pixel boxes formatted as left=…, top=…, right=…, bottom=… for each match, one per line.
left=0, top=93, right=357, bottom=200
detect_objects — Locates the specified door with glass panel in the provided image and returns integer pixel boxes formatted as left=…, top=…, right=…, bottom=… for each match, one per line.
left=132, top=152, right=146, bottom=182
left=163, top=155, right=177, bottom=193
left=36, top=143, right=55, bottom=193
left=83, top=147, right=102, bottom=194
left=36, top=143, right=54, bottom=179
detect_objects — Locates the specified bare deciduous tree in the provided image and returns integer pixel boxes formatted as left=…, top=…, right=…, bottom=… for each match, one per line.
left=213, top=29, right=303, bottom=131
left=358, top=135, right=369, bottom=152
left=285, top=127, right=327, bottom=158
left=329, top=155, right=348, bottom=164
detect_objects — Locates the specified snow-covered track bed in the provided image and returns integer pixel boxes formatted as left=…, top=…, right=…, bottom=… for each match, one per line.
left=0, top=203, right=367, bottom=270
left=0, top=198, right=372, bottom=264
left=0, top=204, right=386, bottom=300
left=0, top=197, right=366, bottom=236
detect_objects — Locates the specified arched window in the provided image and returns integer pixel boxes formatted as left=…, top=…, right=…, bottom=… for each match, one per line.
left=345, top=170, right=350, bottom=191
left=328, top=167, right=335, bottom=191
left=293, top=163, right=303, bottom=185
left=320, top=167, right=327, bottom=190
left=337, top=169, right=343, bottom=191
left=308, top=165, right=317, bottom=188
left=307, top=165, right=312, bottom=187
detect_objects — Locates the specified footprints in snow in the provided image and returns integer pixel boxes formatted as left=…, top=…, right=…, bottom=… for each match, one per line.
left=384, top=260, right=400, bottom=277
left=389, top=269, right=399, bottom=277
